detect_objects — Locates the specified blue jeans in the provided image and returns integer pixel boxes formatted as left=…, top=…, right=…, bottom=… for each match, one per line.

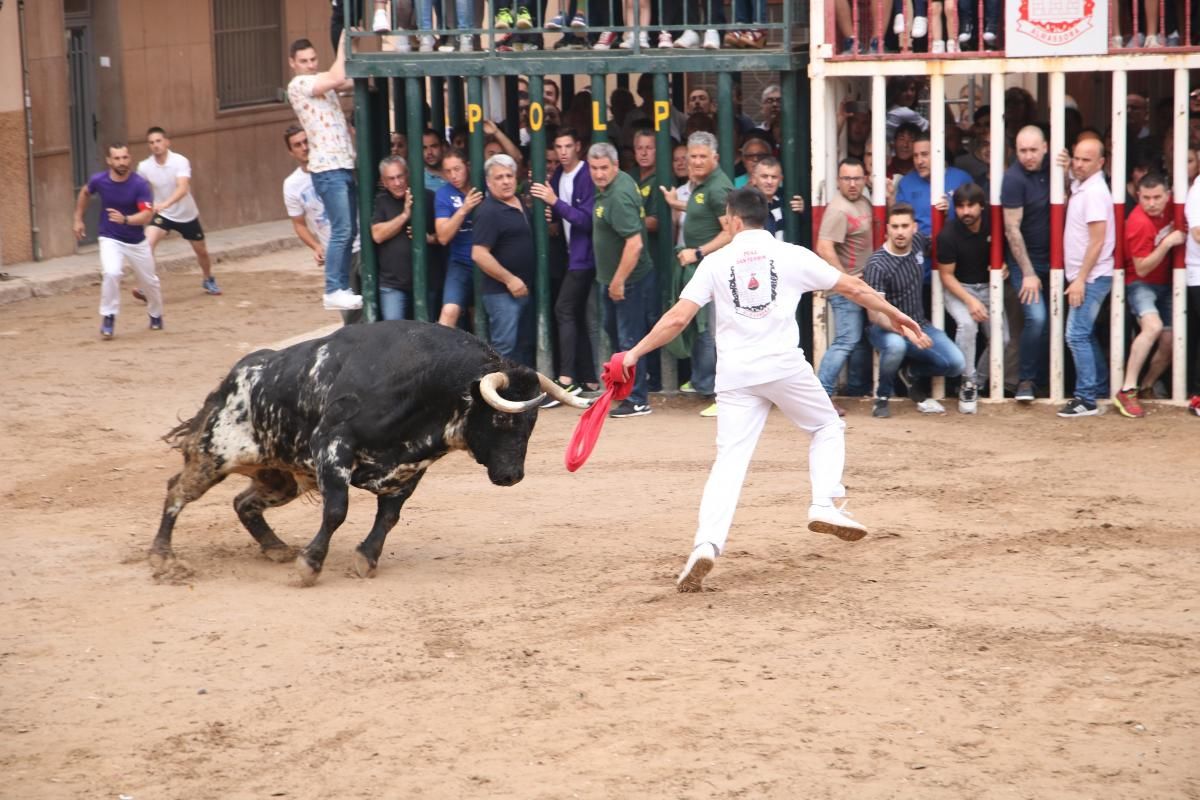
left=379, top=286, right=411, bottom=321
left=1010, top=266, right=1050, bottom=384
left=420, top=0, right=472, bottom=30
left=817, top=293, right=872, bottom=396
left=868, top=322, right=965, bottom=398
left=483, top=292, right=535, bottom=368
left=689, top=306, right=717, bottom=395
left=1065, top=275, right=1111, bottom=404
left=602, top=273, right=655, bottom=407
left=734, top=0, right=766, bottom=24
left=310, top=169, right=358, bottom=295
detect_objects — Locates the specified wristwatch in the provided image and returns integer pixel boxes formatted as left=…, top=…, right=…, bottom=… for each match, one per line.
left=694, top=246, right=704, bottom=262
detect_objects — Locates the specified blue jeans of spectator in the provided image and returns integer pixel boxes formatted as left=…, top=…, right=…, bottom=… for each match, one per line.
left=892, top=0, right=928, bottom=21
left=689, top=306, right=717, bottom=395
left=420, top=0, right=471, bottom=30
left=1010, top=266, right=1049, bottom=384
left=868, top=322, right=965, bottom=398
left=1064, top=275, right=1111, bottom=404
left=602, top=273, right=654, bottom=407
left=734, top=0, right=766, bottom=24
left=818, top=293, right=872, bottom=396
left=379, top=287, right=411, bottom=321
left=958, top=0, right=1001, bottom=29
left=483, top=292, right=535, bottom=368
left=310, top=169, right=358, bottom=296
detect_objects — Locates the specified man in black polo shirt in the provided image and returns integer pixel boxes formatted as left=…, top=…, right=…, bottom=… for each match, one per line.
left=472, top=154, right=536, bottom=368
left=371, top=155, right=441, bottom=321
left=864, top=204, right=965, bottom=418
left=936, top=182, right=1008, bottom=415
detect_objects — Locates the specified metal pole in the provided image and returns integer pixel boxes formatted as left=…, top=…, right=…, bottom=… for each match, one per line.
left=988, top=69, right=1006, bottom=402
left=529, top=75, right=552, bottom=374
left=654, top=72, right=678, bottom=391
left=809, top=69, right=829, bottom=370
left=717, top=72, right=735, bottom=178
left=468, top=76, right=487, bottom=339
left=591, top=74, right=608, bottom=144
left=406, top=77, right=429, bottom=322
left=1049, top=71, right=1066, bottom=403
left=448, top=76, right=465, bottom=132
left=871, top=73, right=886, bottom=249
left=430, top=77, right=446, bottom=141
left=930, top=72, right=946, bottom=399
left=1172, top=68, right=1189, bottom=404
left=355, top=79, right=380, bottom=322
left=1110, top=69, right=1127, bottom=399
left=785, top=66, right=814, bottom=358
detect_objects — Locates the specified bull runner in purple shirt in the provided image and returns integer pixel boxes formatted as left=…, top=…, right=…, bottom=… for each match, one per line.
left=72, top=143, right=162, bottom=339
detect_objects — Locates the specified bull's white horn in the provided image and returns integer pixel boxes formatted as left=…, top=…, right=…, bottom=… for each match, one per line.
left=538, top=374, right=591, bottom=409
left=479, top=372, right=546, bottom=414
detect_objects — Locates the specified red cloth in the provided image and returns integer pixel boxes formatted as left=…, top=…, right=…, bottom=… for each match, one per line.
left=564, top=352, right=635, bottom=473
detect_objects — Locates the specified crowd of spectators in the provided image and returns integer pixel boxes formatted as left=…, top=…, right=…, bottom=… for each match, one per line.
left=283, top=26, right=1200, bottom=419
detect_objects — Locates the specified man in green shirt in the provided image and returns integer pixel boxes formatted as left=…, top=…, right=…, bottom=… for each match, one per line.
left=591, top=142, right=655, bottom=419
left=661, top=132, right=733, bottom=413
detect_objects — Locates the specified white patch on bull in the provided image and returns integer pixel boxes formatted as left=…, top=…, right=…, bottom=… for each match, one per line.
left=324, top=439, right=353, bottom=483
left=309, top=344, right=330, bottom=380
left=443, top=411, right=467, bottom=450
left=209, top=366, right=263, bottom=466
left=375, top=458, right=433, bottom=486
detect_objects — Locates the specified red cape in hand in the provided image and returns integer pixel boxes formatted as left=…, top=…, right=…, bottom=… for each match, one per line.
left=564, top=352, right=635, bottom=472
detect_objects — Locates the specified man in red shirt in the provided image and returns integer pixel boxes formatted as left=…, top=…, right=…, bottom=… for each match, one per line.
left=1114, top=173, right=1187, bottom=418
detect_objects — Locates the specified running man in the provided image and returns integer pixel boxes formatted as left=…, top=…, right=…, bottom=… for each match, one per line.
left=621, top=187, right=923, bottom=592
left=137, top=126, right=220, bottom=295
left=72, top=143, right=163, bottom=339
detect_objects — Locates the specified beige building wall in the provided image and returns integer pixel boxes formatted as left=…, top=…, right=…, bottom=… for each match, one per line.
left=0, top=1, right=34, bottom=264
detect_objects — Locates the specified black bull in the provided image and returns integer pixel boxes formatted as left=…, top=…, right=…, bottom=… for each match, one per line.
left=149, top=321, right=587, bottom=586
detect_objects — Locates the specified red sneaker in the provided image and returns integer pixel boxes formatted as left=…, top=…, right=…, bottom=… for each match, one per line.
left=1113, top=388, right=1144, bottom=419
left=1189, top=395, right=1200, bottom=417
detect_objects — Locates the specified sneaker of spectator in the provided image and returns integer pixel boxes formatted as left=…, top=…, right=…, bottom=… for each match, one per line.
left=1166, top=31, right=1182, bottom=47
left=372, top=5, right=391, bottom=31
left=419, top=34, right=436, bottom=51
left=1015, top=380, right=1036, bottom=403
left=202, top=277, right=222, bottom=296
left=703, top=29, right=720, bottom=49
left=679, top=381, right=698, bottom=393
left=915, top=397, right=945, bottom=414
left=1190, top=395, right=1200, bottom=416
left=610, top=400, right=652, bottom=418
left=674, top=29, right=701, bottom=48
left=458, top=33, right=474, bottom=51
left=958, top=382, right=977, bottom=414
left=495, top=31, right=514, bottom=50
left=494, top=7, right=514, bottom=28
left=1144, top=34, right=1162, bottom=48
left=553, top=33, right=587, bottom=48
left=931, top=39, right=945, bottom=53
left=807, top=501, right=868, bottom=541
left=618, top=31, right=651, bottom=48
left=571, top=12, right=587, bottom=27
left=515, top=6, right=533, bottom=28
left=657, top=31, right=674, bottom=47
left=1113, top=388, right=1145, bottom=419
left=100, top=314, right=115, bottom=339
left=911, top=15, right=928, bottom=38
left=893, top=12, right=905, bottom=34
left=741, top=30, right=766, bottom=47
left=149, top=315, right=164, bottom=331
left=593, top=31, right=617, bottom=49
left=1057, top=397, right=1099, bottom=417
left=872, top=397, right=890, bottom=418
left=723, top=30, right=744, bottom=47
left=676, top=542, right=717, bottom=592
left=699, top=402, right=718, bottom=417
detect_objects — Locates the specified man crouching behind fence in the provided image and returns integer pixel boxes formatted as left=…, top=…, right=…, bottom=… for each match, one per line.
left=621, top=187, right=924, bottom=592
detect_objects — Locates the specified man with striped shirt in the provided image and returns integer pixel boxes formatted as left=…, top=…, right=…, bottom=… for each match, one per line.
left=864, top=204, right=965, bottom=417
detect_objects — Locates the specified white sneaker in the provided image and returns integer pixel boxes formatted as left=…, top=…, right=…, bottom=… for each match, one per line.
left=915, top=397, right=946, bottom=414
left=594, top=31, right=617, bottom=49
left=617, top=32, right=633, bottom=48
left=676, top=543, right=717, bottom=592
left=638, top=31, right=651, bottom=48
left=674, top=29, right=701, bottom=48
left=958, top=381, right=978, bottom=414
left=657, top=30, right=674, bottom=47
left=323, top=290, right=363, bottom=311
left=911, top=15, right=927, bottom=37
left=1144, top=34, right=1161, bottom=47
left=807, top=501, right=868, bottom=542
left=418, top=34, right=436, bottom=51
left=946, top=38, right=960, bottom=52
left=373, top=8, right=391, bottom=32
left=931, top=39, right=945, bottom=53
left=458, top=34, right=474, bottom=51
left=893, top=13, right=905, bottom=34
left=392, top=34, right=412, bottom=52
left=703, top=29, right=720, bottom=49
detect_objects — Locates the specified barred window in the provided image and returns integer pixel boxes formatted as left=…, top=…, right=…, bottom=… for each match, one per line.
left=213, top=0, right=284, bottom=110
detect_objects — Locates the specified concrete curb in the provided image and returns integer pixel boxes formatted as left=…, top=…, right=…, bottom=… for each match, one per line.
left=0, top=226, right=303, bottom=308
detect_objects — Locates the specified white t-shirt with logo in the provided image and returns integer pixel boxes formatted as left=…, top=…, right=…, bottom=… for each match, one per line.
left=680, top=228, right=841, bottom=392
left=1185, top=174, right=1200, bottom=287
left=283, top=167, right=360, bottom=253
left=137, top=151, right=199, bottom=222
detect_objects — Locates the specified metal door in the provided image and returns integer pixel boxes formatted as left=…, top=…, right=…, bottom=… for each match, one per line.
left=66, top=19, right=99, bottom=246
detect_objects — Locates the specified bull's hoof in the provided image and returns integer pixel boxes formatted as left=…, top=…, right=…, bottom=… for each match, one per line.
left=262, top=544, right=299, bottom=563
left=294, top=554, right=322, bottom=587
left=352, top=550, right=377, bottom=579
left=148, top=547, right=175, bottom=570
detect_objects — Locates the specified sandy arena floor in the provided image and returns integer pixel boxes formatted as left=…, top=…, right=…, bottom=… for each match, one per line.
left=1, top=255, right=1198, bottom=799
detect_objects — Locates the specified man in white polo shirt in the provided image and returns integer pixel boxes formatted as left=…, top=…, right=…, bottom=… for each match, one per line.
left=137, top=126, right=220, bottom=295
left=621, top=187, right=924, bottom=592
left=1059, top=136, right=1115, bottom=418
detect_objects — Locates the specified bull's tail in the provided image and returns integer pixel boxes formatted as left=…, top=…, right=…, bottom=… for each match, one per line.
left=162, top=409, right=206, bottom=450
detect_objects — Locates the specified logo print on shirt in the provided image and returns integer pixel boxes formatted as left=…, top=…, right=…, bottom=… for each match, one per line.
left=729, top=253, right=777, bottom=319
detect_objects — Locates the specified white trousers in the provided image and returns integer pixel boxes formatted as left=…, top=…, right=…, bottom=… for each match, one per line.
left=694, top=361, right=847, bottom=555
left=99, top=237, right=162, bottom=318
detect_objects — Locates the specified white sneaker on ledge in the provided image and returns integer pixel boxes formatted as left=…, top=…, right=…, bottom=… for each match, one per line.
left=372, top=9, right=391, bottom=32
left=674, top=29, right=701, bottom=48
left=807, top=501, right=868, bottom=542
left=703, top=29, right=720, bottom=49
left=915, top=397, right=946, bottom=414
left=911, top=15, right=928, bottom=37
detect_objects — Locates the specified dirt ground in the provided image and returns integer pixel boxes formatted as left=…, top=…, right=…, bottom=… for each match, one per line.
left=1, top=254, right=1198, bottom=800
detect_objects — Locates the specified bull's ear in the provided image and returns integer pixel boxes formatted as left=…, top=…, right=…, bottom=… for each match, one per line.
left=468, top=379, right=483, bottom=402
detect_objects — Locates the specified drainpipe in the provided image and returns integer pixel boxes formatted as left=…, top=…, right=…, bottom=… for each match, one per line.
left=18, top=0, right=40, bottom=260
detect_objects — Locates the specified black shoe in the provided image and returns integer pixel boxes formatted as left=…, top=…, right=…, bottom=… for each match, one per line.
left=872, top=397, right=891, bottom=418
left=1015, top=380, right=1036, bottom=403
left=609, top=400, right=651, bottom=418
left=1057, top=397, right=1098, bottom=417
